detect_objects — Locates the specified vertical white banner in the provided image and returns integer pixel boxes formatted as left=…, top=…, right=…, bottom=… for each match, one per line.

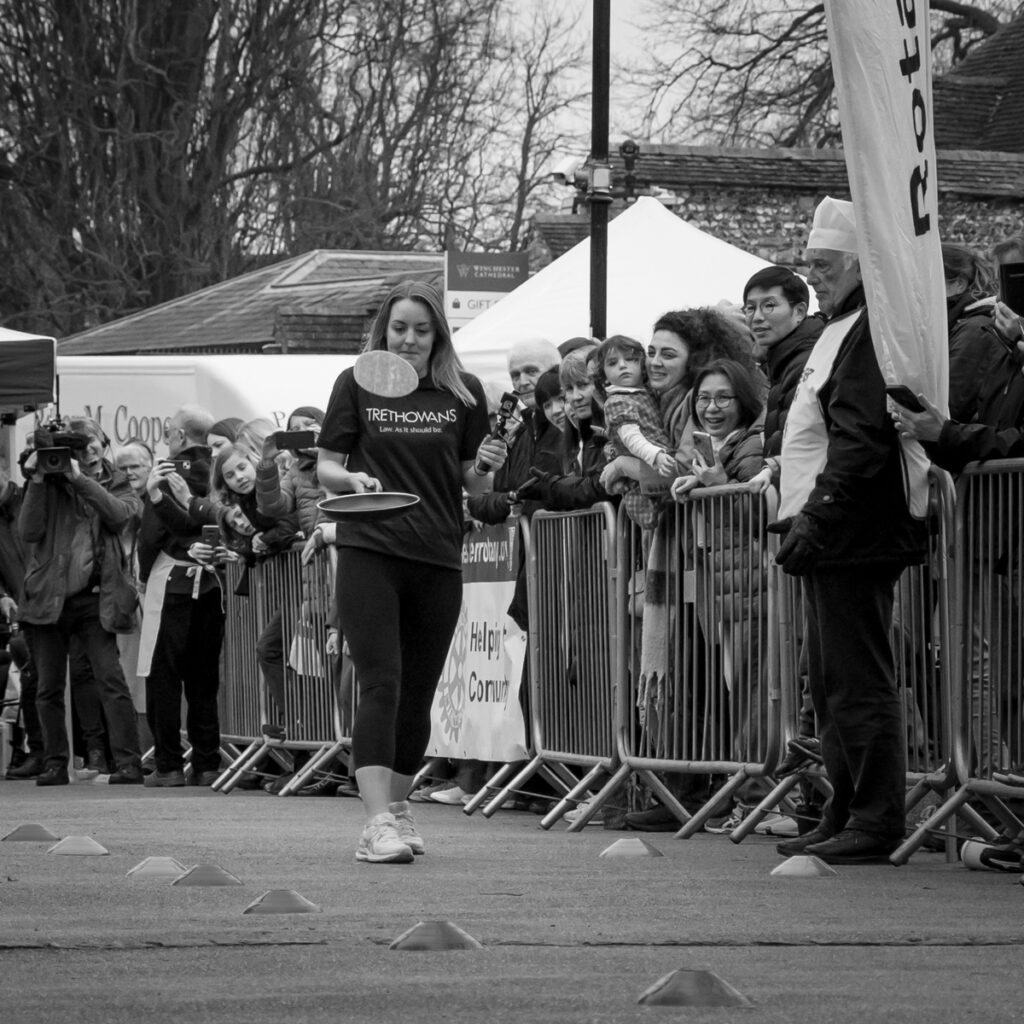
left=824, top=0, right=948, bottom=414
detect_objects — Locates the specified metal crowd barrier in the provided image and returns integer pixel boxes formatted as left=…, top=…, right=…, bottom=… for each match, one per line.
left=213, top=545, right=351, bottom=794
left=478, top=504, right=629, bottom=828
left=893, top=458, right=1024, bottom=863
left=737, top=469, right=958, bottom=846
left=614, top=485, right=782, bottom=838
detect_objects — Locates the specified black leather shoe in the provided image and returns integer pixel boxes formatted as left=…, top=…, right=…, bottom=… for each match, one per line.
left=624, top=805, right=683, bottom=832
left=108, top=766, right=144, bottom=785
left=35, top=766, right=70, bottom=786
left=190, top=770, right=220, bottom=787
left=6, top=755, right=44, bottom=779
left=143, top=769, right=186, bottom=788
left=775, top=825, right=834, bottom=857
left=804, top=828, right=900, bottom=864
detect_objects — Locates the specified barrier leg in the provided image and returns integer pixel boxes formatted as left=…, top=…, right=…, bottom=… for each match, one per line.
left=480, top=755, right=544, bottom=817
left=463, top=762, right=517, bottom=816
left=634, top=768, right=695, bottom=827
left=560, top=763, right=633, bottom=833
left=215, top=740, right=270, bottom=793
left=276, top=744, right=339, bottom=795
left=890, top=785, right=975, bottom=864
left=675, top=771, right=746, bottom=839
left=729, top=773, right=804, bottom=843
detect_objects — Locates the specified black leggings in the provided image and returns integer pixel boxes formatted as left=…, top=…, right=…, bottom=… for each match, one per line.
left=337, top=548, right=463, bottom=775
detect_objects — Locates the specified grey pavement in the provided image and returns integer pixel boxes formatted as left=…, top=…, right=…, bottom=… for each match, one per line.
left=1, top=780, right=1022, bottom=1023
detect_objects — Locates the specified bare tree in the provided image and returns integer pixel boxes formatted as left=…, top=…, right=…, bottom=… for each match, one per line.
left=621, top=0, right=1020, bottom=147
left=0, top=0, right=589, bottom=336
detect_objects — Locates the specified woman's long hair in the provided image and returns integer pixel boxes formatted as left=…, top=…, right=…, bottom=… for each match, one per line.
left=365, top=280, right=476, bottom=407
left=941, top=243, right=995, bottom=303
left=652, top=308, right=757, bottom=395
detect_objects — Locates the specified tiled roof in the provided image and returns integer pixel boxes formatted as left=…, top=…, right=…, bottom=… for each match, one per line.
left=933, top=17, right=1024, bottom=153
left=607, top=146, right=1024, bottom=198
left=58, top=251, right=444, bottom=355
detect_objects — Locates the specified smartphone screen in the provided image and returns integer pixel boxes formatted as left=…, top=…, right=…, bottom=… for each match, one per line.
left=273, top=430, right=317, bottom=449
left=692, top=431, right=715, bottom=465
left=999, top=261, right=1024, bottom=316
left=885, top=385, right=925, bottom=413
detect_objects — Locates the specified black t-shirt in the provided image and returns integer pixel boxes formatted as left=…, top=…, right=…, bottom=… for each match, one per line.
left=319, top=368, right=490, bottom=569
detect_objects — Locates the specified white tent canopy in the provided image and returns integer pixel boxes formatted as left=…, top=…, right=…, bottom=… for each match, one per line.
left=454, top=196, right=773, bottom=383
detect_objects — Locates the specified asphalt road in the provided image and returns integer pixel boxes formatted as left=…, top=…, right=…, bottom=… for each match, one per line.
left=2, top=782, right=1022, bottom=1023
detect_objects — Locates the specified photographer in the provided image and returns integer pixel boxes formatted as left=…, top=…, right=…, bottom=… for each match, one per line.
left=136, top=405, right=224, bottom=788
left=17, top=417, right=143, bottom=786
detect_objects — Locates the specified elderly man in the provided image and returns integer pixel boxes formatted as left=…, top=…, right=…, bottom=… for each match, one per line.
left=770, top=196, right=927, bottom=865
left=466, top=338, right=561, bottom=532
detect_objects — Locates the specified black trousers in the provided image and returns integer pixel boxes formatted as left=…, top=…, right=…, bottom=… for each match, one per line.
left=337, top=548, right=462, bottom=776
left=803, top=565, right=905, bottom=838
left=145, top=588, right=224, bottom=774
left=25, top=591, right=141, bottom=773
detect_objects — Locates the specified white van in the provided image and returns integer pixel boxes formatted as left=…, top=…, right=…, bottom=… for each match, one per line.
left=49, top=353, right=357, bottom=455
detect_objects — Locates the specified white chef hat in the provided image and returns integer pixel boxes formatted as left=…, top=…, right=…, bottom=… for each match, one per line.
left=806, top=195, right=859, bottom=255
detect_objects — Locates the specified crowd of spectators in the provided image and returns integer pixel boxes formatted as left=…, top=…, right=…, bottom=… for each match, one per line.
left=2, top=222, right=1023, bottom=862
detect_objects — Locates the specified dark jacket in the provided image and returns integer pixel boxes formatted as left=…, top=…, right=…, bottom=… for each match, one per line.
left=138, top=445, right=215, bottom=588
left=946, top=295, right=1008, bottom=425
left=762, top=315, right=824, bottom=458
left=18, top=463, right=141, bottom=628
left=797, top=288, right=928, bottom=569
left=719, top=425, right=764, bottom=483
left=542, top=405, right=616, bottom=511
left=258, top=454, right=324, bottom=538
left=0, top=481, right=26, bottom=603
left=466, top=408, right=561, bottom=525
left=928, top=355, right=1024, bottom=473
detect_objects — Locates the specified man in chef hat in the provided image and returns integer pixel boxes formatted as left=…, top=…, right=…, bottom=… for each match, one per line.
left=769, top=196, right=928, bottom=866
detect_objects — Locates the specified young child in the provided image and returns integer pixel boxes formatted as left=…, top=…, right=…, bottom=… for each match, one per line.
left=596, top=335, right=677, bottom=529
left=210, top=444, right=298, bottom=568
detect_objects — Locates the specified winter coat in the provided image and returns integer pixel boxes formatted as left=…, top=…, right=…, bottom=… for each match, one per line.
left=947, top=295, right=1009, bottom=424
left=18, top=463, right=141, bottom=630
left=784, top=287, right=928, bottom=570
left=762, top=315, right=824, bottom=458
left=0, top=482, right=26, bottom=602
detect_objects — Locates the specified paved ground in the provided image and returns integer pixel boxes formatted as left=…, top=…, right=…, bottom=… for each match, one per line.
left=2, top=780, right=1022, bottom=1023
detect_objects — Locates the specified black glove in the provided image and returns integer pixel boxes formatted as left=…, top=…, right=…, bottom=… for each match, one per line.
left=513, top=468, right=555, bottom=504
left=767, top=513, right=827, bottom=576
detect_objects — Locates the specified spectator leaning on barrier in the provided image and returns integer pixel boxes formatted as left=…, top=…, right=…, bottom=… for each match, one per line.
left=18, top=417, right=144, bottom=786
left=744, top=267, right=825, bottom=772
left=770, top=196, right=928, bottom=865
left=136, top=404, right=224, bottom=788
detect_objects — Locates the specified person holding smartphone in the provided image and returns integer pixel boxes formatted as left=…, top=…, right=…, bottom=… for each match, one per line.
left=136, top=404, right=225, bottom=788
left=317, top=280, right=504, bottom=864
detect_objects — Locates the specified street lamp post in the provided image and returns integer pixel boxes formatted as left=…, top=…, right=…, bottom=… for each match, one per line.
left=589, top=0, right=611, bottom=341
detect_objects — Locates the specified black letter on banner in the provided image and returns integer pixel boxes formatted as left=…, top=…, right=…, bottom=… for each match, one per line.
left=909, top=162, right=930, bottom=236
left=895, top=0, right=917, bottom=28
left=911, top=89, right=927, bottom=151
left=900, top=37, right=921, bottom=82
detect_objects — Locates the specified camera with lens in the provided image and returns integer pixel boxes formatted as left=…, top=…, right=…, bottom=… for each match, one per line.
left=36, top=447, right=74, bottom=476
left=475, top=393, right=525, bottom=474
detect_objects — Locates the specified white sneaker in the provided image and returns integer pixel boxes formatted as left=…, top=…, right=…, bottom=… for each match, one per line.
left=563, top=799, right=603, bottom=826
left=356, top=812, right=414, bottom=864
left=430, top=785, right=469, bottom=805
left=705, top=807, right=748, bottom=834
left=754, top=813, right=800, bottom=837
left=388, top=801, right=426, bottom=855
